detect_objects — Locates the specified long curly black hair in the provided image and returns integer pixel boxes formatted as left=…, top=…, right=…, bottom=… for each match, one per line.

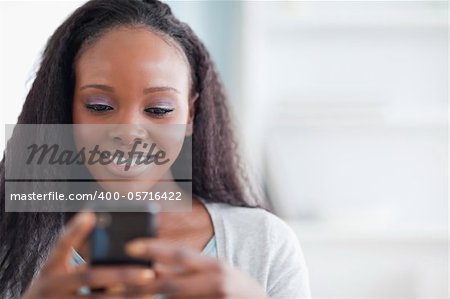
left=0, top=0, right=260, bottom=297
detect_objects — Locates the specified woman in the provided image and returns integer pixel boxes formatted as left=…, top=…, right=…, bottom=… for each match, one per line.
left=0, top=0, right=310, bottom=298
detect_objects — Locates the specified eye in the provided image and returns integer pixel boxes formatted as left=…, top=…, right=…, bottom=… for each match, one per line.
left=144, top=107, right=174, bottom=117
left=85, top=103, right=114, bottom=112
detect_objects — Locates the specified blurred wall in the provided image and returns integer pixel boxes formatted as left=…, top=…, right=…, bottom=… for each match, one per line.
left=238, top=2, right=447, bottom=298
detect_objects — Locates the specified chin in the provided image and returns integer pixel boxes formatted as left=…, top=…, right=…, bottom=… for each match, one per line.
left=97, top=180, right=158, bottom=196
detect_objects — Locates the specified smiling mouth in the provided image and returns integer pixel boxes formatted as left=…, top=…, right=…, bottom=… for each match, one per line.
left=97, top=151, right=155, bottom=177
left=100, top=151, right=155, bottom=166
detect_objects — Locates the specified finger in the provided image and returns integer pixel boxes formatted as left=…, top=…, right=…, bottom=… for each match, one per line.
left=152, top=262, right=204, bottom=280
left=90, top=295, right=154, bottom=299
left=153, top=263, right=184, bottom=279
left=131, top=273, right=228, bottom=297
left=40, top=266, right=155, bottom=294
left=43, top=211, right=96, bottom=272
left=126, top=240, right=218, bottom=272
left=40, top=296, right=84, bottom=299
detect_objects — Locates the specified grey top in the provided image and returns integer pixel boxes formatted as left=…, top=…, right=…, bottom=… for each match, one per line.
left=203, top=202, right=311, bottom=299
left=72, top=201, right=311, bottom=298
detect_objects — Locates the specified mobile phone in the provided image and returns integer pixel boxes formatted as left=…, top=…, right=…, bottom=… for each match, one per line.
left=90, top=204, right=158, bottom=267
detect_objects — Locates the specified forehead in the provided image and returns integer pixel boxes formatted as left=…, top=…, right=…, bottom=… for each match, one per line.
left=74, top=27, right=190, bottom=90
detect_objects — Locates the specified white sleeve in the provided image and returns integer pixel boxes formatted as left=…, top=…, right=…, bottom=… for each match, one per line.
left=266, top=217, right=311, bottom=299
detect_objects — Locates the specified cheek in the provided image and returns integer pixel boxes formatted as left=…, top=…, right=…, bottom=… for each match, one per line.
left=72, top=124, right=108, bottom=157
left=148, top=126, right=184, bottom=158
left=147, top=125, right=187, bottom=171
left=170, top=96, right=191, bottom=123
left=72, top=99, right=106, bottom=125
left=72, top=99, right=87, bottom=124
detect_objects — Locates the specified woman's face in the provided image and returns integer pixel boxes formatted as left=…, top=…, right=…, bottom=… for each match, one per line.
left=72, top=27, right=193, bottom=193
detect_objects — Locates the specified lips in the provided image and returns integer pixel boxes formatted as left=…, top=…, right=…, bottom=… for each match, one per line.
left=99, top=151, right=154, bottom=178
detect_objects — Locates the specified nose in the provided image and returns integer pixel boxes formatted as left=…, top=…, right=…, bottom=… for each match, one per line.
left=104, top=104, right=151, bottom=146
left=107, top=109, right=148, bottom=146
left=107, top=124, right=148, bottom=146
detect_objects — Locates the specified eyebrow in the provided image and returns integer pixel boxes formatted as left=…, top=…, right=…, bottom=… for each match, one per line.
left=143, top=86, right=179, bottom=94
left=79, top=84, right=180, bottom=94
left=80, top=84, right=113, bottom=92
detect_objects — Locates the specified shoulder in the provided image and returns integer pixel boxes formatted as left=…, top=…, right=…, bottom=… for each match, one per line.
left=204, top=202, right=311, bottom=297
left=205, top=202, right=296, bottom=244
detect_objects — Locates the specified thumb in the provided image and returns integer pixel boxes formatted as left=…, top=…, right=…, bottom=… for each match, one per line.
left=42, top=211, right=95, bottom=273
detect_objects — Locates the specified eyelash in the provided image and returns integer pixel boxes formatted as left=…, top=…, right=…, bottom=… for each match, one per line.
left=85, top=104, right=113, bottom=112
left=144, top=107, right=174, bottom=118
left=85, top=104, right=174, bottom=117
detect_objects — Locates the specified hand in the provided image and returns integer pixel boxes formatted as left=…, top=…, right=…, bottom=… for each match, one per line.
left=22, top=212, right=155, bottom=299
left=126, top=239, right=270, bottom=299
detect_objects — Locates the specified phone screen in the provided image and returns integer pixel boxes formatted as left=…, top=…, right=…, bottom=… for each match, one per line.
left=90, top=208, right=157, bottom=267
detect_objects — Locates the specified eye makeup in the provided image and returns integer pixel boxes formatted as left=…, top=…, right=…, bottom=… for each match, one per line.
left=144, top=98, right=176, bottom=118
left=85, top=95, right=113, bottom=106
left=144, top=106, right=175, bottom=118
left=84, top=95, right=114, bottom=112
left=81, top=95, right=177, bottom=117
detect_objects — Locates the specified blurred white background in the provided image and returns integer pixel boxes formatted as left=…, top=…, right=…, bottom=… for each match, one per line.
left=0, top=1, right=448, bottom=298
